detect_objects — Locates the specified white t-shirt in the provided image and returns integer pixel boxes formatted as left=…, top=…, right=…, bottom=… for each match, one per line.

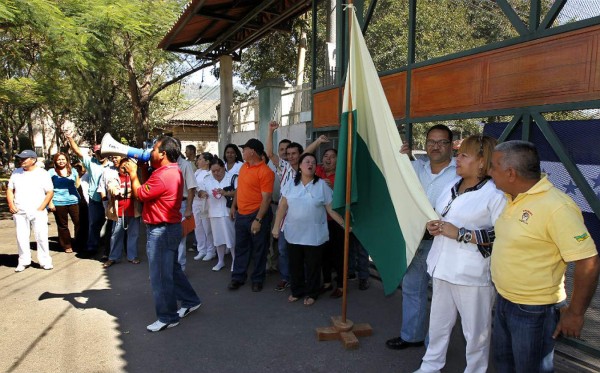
left=225, top=161, right=243, bottom=176
left=281, top=178, right=332, bottom=246
left=8, top=167, right=53, bottom=213
left=204, top=173, right=237, bottom=218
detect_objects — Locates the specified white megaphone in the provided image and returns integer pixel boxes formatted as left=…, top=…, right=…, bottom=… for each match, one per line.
left=100, top=133, right=151, bottom=162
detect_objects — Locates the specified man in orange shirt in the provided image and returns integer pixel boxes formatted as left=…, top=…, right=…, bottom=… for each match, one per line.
left=228, top=139, right=275, bottom=292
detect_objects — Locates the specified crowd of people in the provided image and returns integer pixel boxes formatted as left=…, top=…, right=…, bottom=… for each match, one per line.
left=5, top=122, right=599, bottom=371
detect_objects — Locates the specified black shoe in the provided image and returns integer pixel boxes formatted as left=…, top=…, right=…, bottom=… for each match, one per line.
left=347, top=273, right=357, bottom=280
left=358, top=279, right=370, bottom=290
left=251, top=282, right=263, bottom=292
left=385, top=337, right=424, bottom=350
left=228, top=280, right=244, bottom=290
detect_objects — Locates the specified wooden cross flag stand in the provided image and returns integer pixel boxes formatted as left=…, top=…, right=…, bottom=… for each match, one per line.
left=315, top=3, right=372, bottom=349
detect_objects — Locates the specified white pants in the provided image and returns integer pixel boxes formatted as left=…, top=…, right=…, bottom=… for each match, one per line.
left=14, top=211, right=52, bottom=267
left=419, top=278, right=495, bottom=373
left=192, top=202, right=214, bottom=257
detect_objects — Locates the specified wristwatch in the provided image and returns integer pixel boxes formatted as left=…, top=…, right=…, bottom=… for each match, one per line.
left=457, top=227, right=465, bottom=242
left=463, top=230, right=472, bottom=244
left=255, top=217, right=262, bottom=223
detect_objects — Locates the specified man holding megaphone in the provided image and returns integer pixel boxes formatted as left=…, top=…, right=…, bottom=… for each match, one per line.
left=123, top=136, right=202, bottom=332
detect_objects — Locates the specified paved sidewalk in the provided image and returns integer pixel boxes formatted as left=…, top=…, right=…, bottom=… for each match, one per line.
left=0, top=193, right=593, bottom=373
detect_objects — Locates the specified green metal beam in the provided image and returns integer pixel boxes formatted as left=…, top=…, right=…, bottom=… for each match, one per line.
left=539, top=0, right=567, bottom=30
left=405, top=0, right=417, bottom=146
left=530, top=0, right=541, bottom=32
left=311, top=0, right=318, bottom=91
left=495, top=0, right=529, bottom=36
left=362, top=0, right=379, bottom=34
left=498, top=114, right=523, bottom=142
left=532, top=112, right=600, bottom=221
left=522, top=112, right=531, bottom=141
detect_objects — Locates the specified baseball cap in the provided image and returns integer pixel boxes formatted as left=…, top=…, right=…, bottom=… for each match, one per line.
left=239, top=138, right=264, bottom=156
left=16, top=149, right=37, bottom=159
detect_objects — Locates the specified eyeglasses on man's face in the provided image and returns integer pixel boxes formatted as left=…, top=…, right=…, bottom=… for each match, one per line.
left=425, top=139, right=451, bottom=148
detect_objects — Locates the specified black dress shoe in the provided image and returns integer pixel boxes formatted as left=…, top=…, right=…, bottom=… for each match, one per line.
left=385, top=337, right=424, bottom=350
left=228, top=280, right=244, bottom=290
left=251, top=282, right=263, bottom=292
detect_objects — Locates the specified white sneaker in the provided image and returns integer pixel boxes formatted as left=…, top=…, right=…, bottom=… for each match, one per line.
left=146, top=320, right=179, bottom=332
left=177, top=303, right=201, bottom=318
left=42, top=264, right=53, bottom=270
left=15, top=264, right=28, bottom=272
left=212, top=262, right=225, bottom=271
left=193, top=253, right=206, bottom=261
left=202, top=253, right=215, bottom=261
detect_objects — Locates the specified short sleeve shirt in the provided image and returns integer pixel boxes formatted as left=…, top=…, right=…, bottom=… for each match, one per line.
left=236, top=161, right=274, bottom=215
left=412, top=158, right=459, bottom=206
left=137, top=163, right=183, bottom=224
left=177, top=156, right=197, bottom=194
left=281, top=178, right=332, bottom=246
left=48, top=169, right=79, bottom=206
left=8, top=167, right=53, bottom=213
left=204, top=173, right=237, bottom=218
left=491, top=177, right=598, bottom=305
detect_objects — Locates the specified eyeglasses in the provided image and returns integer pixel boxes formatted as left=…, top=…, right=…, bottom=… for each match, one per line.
left=425, top=139, right=451, bottom=148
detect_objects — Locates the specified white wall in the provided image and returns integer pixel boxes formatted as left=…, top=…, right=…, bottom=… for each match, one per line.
left=230, top=122, right=308, bottom=154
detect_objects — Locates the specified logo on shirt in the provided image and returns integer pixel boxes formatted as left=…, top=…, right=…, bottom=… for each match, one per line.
left=519, top=209, right=533, bottom=224
left=574, top=232, right=590, bottom=242
left=144, top=184, right=151, bottom=192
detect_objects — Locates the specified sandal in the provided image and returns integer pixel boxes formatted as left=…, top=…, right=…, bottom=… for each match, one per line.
left=330, top=288, right=343, bottom=298
left=128, top=258, right=141, bottom=264
left=65, top=248, right=73, bottom=253
left=303, top=297, right=316, bottom=306
left=288, top=295, right=300, bottom=303
left=102, top=260, right=115, bottom=268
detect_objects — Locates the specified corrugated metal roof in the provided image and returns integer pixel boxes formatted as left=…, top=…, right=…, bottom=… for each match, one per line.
left=164, top=99, right=219, bottom=126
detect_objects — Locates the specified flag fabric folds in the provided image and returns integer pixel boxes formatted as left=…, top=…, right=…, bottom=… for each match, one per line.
left=332, top=7, right=438, bottom=295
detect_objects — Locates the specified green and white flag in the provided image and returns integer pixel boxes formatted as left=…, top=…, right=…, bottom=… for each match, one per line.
left=333, top=7, right=438, bottom=295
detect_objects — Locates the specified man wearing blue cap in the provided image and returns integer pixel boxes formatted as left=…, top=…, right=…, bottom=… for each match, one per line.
left=7, top=150, right=54, bottom=272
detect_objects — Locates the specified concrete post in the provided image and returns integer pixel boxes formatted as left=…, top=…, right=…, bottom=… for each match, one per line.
left=218, top=55, right=233, bottom=155
left=257, top=78, right=286, bottom=145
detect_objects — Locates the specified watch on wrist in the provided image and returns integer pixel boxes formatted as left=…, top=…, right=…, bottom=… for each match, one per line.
left=255, top=217, right=262, bottom=223
left=457, top=227, right=466, bottom=242
left=463, top=230, right=472, bottom=244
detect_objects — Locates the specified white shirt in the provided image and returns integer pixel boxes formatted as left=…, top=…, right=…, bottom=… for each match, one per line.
left=412, top=158, right=459, bottom=206
left=204, top=173, right=237, bottom=218
left=225, top=161, right=243, bottom=176
left=8, top=167, right=53, bottom=214
left=278, top=159, right=296, bottom=198
left=80, top=173, right=90, bottom=204
left=281, top=178, right=332, bottom=246
left=193, top=169, right=211, bottom=217
left=177, top=156, right=197, bottom=196
left=426, top=179, right=506, bottom=286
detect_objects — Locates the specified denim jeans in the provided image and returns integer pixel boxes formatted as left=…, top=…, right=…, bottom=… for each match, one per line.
left=277, top=229, right=289, bottom=282
left=87, top=200, right=106, bottom=251
left=177, top=200, right=189, bottom=269
left=400, top=239, right=433, bottom=343
left=232, top=209, right=273, bottom=284
left=109, top=216, right=140, bottom=261
left=493, top=294, right=561, bottom=373
left=146, top=223, right=201, bottom=323
left=349, top=234, right=370, bottom=280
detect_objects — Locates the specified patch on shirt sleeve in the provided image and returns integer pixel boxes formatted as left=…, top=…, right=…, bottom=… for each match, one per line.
left=574, top=232, right=590, bottom=242
left=144, top=184, right=151, bottom=192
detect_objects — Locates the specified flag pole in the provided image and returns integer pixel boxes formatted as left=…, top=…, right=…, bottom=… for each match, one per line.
left=341, top=0, right=354, bottom=325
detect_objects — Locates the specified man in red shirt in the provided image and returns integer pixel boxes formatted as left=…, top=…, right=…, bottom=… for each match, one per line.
left=228, top=138, right=275, bottom=292
left=125, top=136, right=201, bottom=332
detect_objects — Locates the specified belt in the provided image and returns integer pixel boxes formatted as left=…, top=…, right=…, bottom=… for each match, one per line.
left=147, top=222, right=178, bottom=227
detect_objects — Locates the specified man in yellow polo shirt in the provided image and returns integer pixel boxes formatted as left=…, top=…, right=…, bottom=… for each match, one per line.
left=489, top=140, right=599, bottom=373
left=228, top=138, right=275, bottom=292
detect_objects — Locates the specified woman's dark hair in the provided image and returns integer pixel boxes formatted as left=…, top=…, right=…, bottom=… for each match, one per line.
left=197, top=152, right=214, bottom=163
left=294, top=153, right=320, bottom=185
left=209, top=157, right=225, bottom=169
left=223, top=144, right=242, bottom=163
left=53, top=152, right=72, bottom=176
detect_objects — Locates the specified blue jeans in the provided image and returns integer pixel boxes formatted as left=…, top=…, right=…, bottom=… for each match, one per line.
left=349, top=234, right=370, bottom=280
left=87, top=200, right=106, bottom=251
left=400, top=239, right=433, bottom=343
left=232, top=209, right=273, bottom=284
left=493, top=294, right=561, bottom=373
left=146, top=223, right=201, bottom=323
left=277, top=229, right=289, bottom=282
left=109, top=216, right=140, bottom=261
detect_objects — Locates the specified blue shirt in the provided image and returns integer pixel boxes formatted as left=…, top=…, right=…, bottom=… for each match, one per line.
left=80, top=156, right=109, bottom=202
left=48, top=168, right=80, bottom=206
left=412, top=158, right=460, bottom=207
